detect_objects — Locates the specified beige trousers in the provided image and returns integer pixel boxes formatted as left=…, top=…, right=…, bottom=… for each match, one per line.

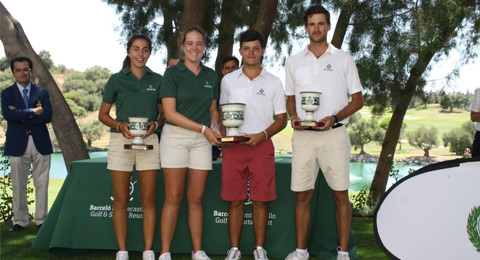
left=9, top=136, right=51, bottom=226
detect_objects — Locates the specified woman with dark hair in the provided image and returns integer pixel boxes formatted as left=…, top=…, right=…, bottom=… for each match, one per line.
left=99, top=35, right=163, bottom=260
left=158, top=26, right=221, bottom=260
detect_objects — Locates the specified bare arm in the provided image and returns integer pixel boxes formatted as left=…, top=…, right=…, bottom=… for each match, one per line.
left=98, top=101, right=134, bottom=138
left=319, top=91, right=364, bottom=130
left=471, top=111, right=480, bottom=123
left=209, top=100, right=221, bottom=138
left=286, top=95, right=304, bottom=130
left=244, top=113, right=288, bottom=146
left=162, top=97, right=221, bottom=145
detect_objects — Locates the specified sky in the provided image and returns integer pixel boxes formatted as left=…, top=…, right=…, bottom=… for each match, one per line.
left=1, top=0, right=479, bottom=93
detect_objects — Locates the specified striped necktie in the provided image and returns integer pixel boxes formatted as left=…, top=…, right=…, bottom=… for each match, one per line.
left=22, top=88, right=29, bottom=108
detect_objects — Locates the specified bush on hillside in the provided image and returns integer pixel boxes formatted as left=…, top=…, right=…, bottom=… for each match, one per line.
left=442, top=121, right=475, bottom=155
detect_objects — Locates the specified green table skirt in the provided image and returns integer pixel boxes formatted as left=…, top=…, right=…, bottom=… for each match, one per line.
left=33, top=157, right=356, bottom=259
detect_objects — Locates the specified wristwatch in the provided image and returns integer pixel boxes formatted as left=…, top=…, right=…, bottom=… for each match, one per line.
left=332, top=115, right=339, bottom=124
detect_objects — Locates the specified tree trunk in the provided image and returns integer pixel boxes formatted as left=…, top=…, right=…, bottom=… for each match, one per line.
left=177, top=0, right=208, bottom=49
left=369, top=100, right=411, bottom=206
left=331, top=0, right=358, bottom=49
left=214, top=0, right=236, bottom=81
left=424, top=149, right=429, bottom=157
left=360, top=144, right=365, bottom=155
left=368, top=2, right=472, bottom=206
left=160, top=1, right=178, bottom=59
left=0, top=2, right=89, bottom=170
left=253, top=0, right=278, bottom=48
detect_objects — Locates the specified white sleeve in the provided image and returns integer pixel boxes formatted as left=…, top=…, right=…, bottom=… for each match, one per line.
left=284, top=58, right=295, bottom=96
left=219, top=77, right=228, bottom=105
left=272, top=78, right=287, bottom=115
left=343, top=55, right=363, bottom=95
left=469, top=89, right=480, bottom=112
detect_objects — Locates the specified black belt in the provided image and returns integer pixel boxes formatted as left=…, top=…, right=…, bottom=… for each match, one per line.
left=304, top=123, right=343, bottom=132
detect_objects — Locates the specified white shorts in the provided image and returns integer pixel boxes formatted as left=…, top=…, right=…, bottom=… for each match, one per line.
left=107, top=133, right=160, bottom=172
left=160, top=124, right=212, bottom=170
left=291, top=126, right=351, bottom=191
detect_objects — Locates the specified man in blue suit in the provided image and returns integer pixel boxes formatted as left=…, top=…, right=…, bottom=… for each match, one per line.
left=1, top=56, right=53, bottom=232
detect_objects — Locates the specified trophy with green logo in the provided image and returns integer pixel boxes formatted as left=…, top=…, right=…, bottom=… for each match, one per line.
left=219, top=103, right=250, bottom=143
left=124, top=117, right=153, bottom=150
left=294, top=91, right=325, bottom=127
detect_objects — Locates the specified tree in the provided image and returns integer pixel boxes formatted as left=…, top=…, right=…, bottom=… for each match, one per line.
left=440, top=92, right=466, bottom=112
left=65, top=99, right=87, bottom=118
left=102, top=0, right=307, bottom=78
left=451, top=93, right=466, bottom=110
left=0, top=3, right=89, bottom=169
left=0, top=70, right=14, bottom=91
left=79, top=121, right=107, bottom=148
left=341, top=0, right=480, bottom=205
left=440, top=94, right=453, bottom=111
left=379, top=118, right=407, bottom=150
left=348, top=115, right=384, bottom=155
left=406, top=126, right=438, bottom=157
left=84, top=66, right=111, bottom=87
left=38, top=50, right=54, bottom=70
left=442, top=121, right=476, bottom=155
left=63, top=92, right=86, bottom=109
left=62, top=67, right=110, bottom=112
left=0, top=56, right=8, bottom=71
left=0, top=69, right=14, bottom=137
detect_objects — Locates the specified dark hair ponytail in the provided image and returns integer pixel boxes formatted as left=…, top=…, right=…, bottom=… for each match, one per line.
left=122, top=56, right=131, bottom=69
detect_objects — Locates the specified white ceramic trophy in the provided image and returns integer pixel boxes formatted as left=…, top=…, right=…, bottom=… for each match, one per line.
left=219, top=103, right=250, bottom=143
left=294, top=91, right=324, bottom=127
left=124, top=117, right=153, bottom=150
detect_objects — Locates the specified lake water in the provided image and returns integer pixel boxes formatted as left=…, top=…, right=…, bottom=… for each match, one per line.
left=8, top=152, right=424, bottom=192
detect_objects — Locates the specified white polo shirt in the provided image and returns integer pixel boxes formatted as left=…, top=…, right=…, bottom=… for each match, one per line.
left=469, top=88, right=480, bottom=131
left=285, top=43, right=363, bottom=124
left=220, top=67, right=286, bottom=135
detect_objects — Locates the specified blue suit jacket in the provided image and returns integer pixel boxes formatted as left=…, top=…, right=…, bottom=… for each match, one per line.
left=1, top=83, right=53, bottom=156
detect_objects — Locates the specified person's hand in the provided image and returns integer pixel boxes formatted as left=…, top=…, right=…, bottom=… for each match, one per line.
left=211, top=126, right=222, bottom=138
left=119, top=123, right=135, bottom=139
left=33, top=107, right=44, bottom=115
left=243, top=132, right=265, bottom=147
left=291, top=116, right=306, bottom=131
left=316, top=116, right=335, bottom=131
left=8, top=105, right=17, bottom=110
left=142, top=121, right=157, bottom=138
left=204, top=127, right=221, bottom=146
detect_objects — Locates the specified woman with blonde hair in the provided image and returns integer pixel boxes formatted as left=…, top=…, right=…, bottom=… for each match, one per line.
left=158, top=26, right=221, bottom=260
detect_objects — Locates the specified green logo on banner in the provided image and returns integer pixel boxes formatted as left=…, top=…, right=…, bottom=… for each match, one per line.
left=467, top=205, right=480, bottom=253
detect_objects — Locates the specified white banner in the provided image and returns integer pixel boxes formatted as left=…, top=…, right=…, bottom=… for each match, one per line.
left=375, top=158, right=480, bottom=259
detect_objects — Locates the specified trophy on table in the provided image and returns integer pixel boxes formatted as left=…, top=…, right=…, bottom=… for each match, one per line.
left=218, top=103, right=250, bottom=143
left=124, top=117, right=153, bottom=150
left=293, top=91, right=325, bottom=128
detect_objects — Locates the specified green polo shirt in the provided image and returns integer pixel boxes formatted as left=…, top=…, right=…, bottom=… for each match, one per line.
left=103, top=66, right=162, bottom=133
left=159, top=60, right=218, bottom=126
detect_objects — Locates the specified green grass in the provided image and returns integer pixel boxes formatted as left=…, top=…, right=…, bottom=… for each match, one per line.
left=351, top=218, right=389, bottom=259
left=360, top=104, right=470, bottom=140
left=1, top=180, right=389, bottom=260
left=0, top=217, right=387, bottom=260
left=272, top=104, right=471, bottom=159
